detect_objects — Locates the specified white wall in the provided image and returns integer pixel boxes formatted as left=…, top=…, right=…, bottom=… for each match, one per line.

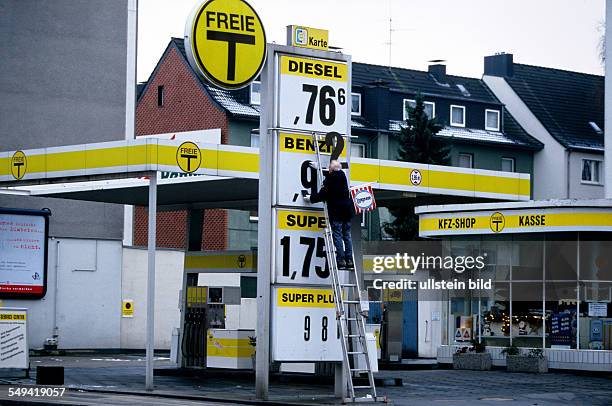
left=3, top=238, right=123, bottom=349
left=483, top=75, right=567, bottom=200
left=120, top=248, right=184, bottom=349
left=569, top=151, right=605, bottom=199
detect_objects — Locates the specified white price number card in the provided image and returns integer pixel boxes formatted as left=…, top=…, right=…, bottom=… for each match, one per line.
left=272, top=286, right=342, bottom=361
left=278, top=55, right=349, bottom=134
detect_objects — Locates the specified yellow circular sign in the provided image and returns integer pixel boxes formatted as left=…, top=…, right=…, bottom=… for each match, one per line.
left=186, top=0, right=266, bottom=90
left=489, top=212, right=505, bottom=233
left=176, top=142, right=202, bottom=173
left=10, top=151, right=27, bottom=180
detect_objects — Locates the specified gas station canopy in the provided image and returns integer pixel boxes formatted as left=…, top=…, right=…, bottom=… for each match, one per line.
left=0, top=138, right=531, bottom=208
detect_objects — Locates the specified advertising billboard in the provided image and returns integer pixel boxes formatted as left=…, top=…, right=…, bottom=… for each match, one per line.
left=0, top=209, right=49, bottom=299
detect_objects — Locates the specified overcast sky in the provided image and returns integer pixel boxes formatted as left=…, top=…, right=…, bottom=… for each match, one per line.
left=137, top=0, right=605, bottom=82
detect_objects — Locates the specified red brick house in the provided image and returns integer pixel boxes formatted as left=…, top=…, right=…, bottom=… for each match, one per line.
left=134, top=38, right=260, bottom=250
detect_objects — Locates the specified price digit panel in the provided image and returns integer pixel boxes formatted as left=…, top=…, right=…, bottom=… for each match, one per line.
left=271, top=286, right=342, bottom=361
left=278, top=55, right=348, bottom=134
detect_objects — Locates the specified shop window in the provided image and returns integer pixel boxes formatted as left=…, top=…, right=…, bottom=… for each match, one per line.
left=480, top=284, right=511, bottom=346
left=513, top=237, right=543, bottom=281
left=545, top=234, right=578, bottom=280
left=545, top=281, right=578, bottom=349
left=512, top=282, right=545, bottom=348
left=578, top=290, right=612, bottom=350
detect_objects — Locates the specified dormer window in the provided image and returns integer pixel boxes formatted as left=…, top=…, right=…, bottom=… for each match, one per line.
left=250, top=81, right=261, bottom=105
left=403, top=99, right=435, bottom=120
left=351, top=93, right=362, bottom=116
left=450, top=105, right=465, bottom=127
left=485, top=109, right=500, bottom=131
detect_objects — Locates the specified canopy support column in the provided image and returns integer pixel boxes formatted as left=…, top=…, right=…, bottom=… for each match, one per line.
left=145, top=173, right=157, bottom=391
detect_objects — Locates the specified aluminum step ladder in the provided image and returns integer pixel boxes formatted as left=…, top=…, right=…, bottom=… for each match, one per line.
left=310, top=133, right=384, bottom=403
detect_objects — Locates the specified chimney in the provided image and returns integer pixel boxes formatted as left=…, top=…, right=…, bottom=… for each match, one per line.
left=484, top=53, right=514, bottom=77
left=428, top=64, right=446, bottom=82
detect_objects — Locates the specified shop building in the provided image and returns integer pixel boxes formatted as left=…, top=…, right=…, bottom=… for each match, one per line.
left=416, top=200, right=612, bottom=371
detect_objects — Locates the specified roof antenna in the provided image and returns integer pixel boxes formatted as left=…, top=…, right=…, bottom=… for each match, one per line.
left=385, top=1, right=414, bottom=67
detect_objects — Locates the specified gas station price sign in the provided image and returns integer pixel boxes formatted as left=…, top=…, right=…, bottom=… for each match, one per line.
left=274, top=208, right=331, bottom=285
left=272, top=286, right=342, bottom=361
left=260, top=43, right=352, bottom=364
left=278, top=56, right=348, bottom=134
left=275, top=132, right=348, bottom=208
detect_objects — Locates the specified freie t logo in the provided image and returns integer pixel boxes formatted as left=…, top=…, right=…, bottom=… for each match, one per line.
left=204, top=11, right=256, bottom=81
left=176, top=141, right=202, bottom=173
left=10, top=150, right=27, bottom=180
left=187, top=0, right=266, bottom=90
left=489, top=212, right=505, bottom=233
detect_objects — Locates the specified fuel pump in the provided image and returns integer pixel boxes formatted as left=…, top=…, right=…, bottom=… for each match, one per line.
left=181, top=285, right=208, bottom=367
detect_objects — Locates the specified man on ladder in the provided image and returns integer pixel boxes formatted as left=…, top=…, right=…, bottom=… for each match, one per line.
left=304, top=159, right=354, bottom=269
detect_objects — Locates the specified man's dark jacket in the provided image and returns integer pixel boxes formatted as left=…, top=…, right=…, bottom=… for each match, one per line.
left=310, top=169, right=354, bottom=223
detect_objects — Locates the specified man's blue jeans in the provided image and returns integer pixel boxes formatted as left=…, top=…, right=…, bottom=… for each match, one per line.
left=331, top=221, right=353, bottom=262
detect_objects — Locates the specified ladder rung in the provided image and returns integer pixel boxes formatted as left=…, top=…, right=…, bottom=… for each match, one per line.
left=352, top=385, right=372, bottom=389
left=347, top=351, right=366, bottom=355
left=345, top=317, right=358, bottom=321
left=350, top=368, right=369, bottom=372
left=345, top=334, right=362, bottom=338
left=344, top=300, right=359, bottom=304
left=341, top=283, right=357, bottom=287
left=352, top=396, right=379, bottom=403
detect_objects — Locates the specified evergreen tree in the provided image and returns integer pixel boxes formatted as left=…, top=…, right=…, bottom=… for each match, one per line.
left=383, top=95, right=449, bottom=240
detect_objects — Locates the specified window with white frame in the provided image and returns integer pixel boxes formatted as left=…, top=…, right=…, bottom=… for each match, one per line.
left=501, top=157, right=515, bottom=172
left=351, top=93, right=361, bottom=116
left=582, top=159, right=602, bottom=184
left=403, top=99, right=435, bottom=120
left=250, top=81, right=261, bottom=105
left=250, top=132, right=260, bottom=148
left=485, top=109, right=500, bottom=131
left=450, top=105, right=466, bottom=127
left=350, top=143, right=366, bottom=158
left=458, top=153, right=473, bottom=168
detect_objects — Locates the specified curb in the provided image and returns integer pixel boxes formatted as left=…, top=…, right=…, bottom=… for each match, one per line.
left=0, top=386, right=341, bottom=406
